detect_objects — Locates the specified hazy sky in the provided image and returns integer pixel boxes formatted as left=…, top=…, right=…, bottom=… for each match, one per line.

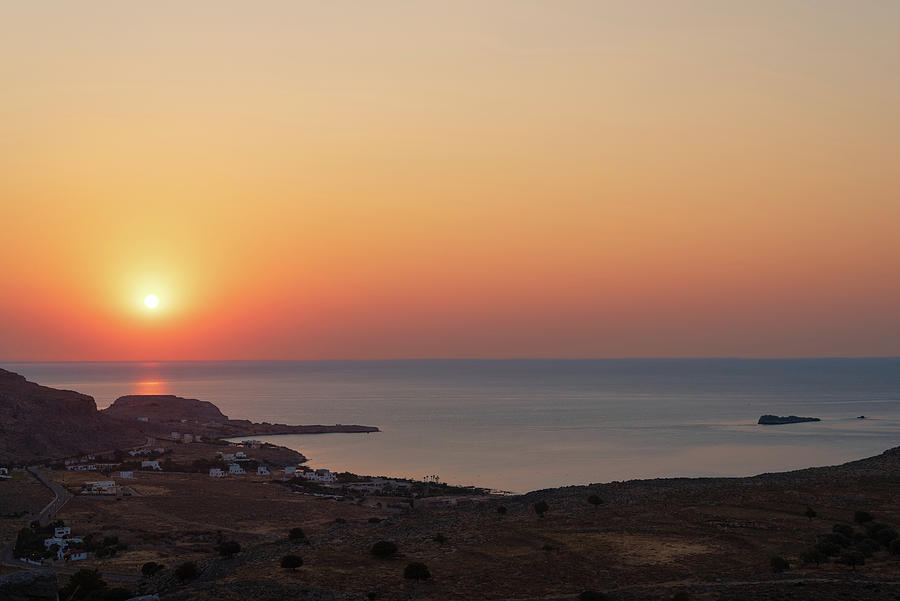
left=1, top=1, right=899, bottom=360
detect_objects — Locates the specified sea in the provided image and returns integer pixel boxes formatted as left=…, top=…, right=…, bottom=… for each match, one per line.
left=5, top=359, right=900, bottom=493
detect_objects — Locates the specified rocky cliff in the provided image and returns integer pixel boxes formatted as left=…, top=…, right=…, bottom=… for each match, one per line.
left=0, top=369, right=141, bottom=463
left=102, top=395, right=229, bottom=422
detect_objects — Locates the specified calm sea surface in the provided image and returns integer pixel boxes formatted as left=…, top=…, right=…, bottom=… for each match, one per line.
left=6, top=359, right=900, bottom=493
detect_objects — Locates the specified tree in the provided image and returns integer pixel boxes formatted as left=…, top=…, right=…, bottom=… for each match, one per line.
left=175, top=561, right=198, bottom=581
left=832, top=524, right=853, bottom=537
left=281, top=554, right=303, bottom=570
left=289, top=527, right=306, bottom=541
left=804, top=506, right=817, bottom=521
left=404, top=562, right=430, bottom=582
left=873, top=527, right=898, bottom=547
left=433, top=533, right=447, bottom=545
left=141, top=561, right=164, bottom=577
left=889, top=538, right=900, bottom=555
left=215, top=540, right=241, bottom=557
left=770, top=555, right=790, bottom=573
left=840, top=550, right=865, bottom=571
left=578, top=592, right=610, bottom=601
left=371, top=540, right=399, bottom=558
left=496, top=505, right=507, bottom=516
left=534, top=500, right=549, bottom=518
left=588, top=494, right=603, bottom=507
left=672, top=592, right=691, bottom=601
left=59, top=569, right=107, bottom=601
left=854, top=510, right=874, bottom=524
left=801, top=548, right=826, bottom=567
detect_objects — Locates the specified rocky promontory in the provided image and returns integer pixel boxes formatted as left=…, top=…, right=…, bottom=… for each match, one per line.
left=100, top=394, right=380, bottom=439
left=758, top=414, right=821, bottom=425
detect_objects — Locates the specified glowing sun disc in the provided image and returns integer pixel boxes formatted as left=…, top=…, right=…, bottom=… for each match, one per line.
left=144, top=294, right=160, bottom=310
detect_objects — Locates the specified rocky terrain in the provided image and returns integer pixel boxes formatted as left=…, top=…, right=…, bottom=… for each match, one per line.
left=0, top=369, right=141, bottom=463
left=101, top=394, right=380, bottom=439
left=758, top=415, right=821, bottom=425
left=0, top=369, right=377, bottom=464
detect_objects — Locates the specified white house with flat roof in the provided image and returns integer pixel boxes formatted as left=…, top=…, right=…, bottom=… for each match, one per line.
left=141, top=460, right=161, bottom=471
left=228, top=463, right=245, bottom=475
left=209, top=468, right=225, bottom=478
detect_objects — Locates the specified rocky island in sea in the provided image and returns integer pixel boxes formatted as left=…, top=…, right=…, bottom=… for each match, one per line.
left=758, top=414, right=821, bottom=425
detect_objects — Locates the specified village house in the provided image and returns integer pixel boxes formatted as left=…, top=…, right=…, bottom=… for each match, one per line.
left=170, top=431, right=180, bottom=440
left=182, top=433, right=193, bottom=443
left=241, top=440, right=262, bottom=449
left=118, top=471, right=134, bottom=479
left=0, top=467, right=10, bottom=479
left=300, top=468, right=336, bottom=483
left=220, top=452, right=236, bottom=462
left=284, top=466, right=297, bottom=477
left=136, top=416, right=149, bottom=422
left=228, top=463, right=245, bottom=475
left=209, top=468, right=225, bottom=478
left=257, top=466, right=270, bottom=476
left=83, top=481, right=118, bottom=495
left=235, top=451, right=248, bottom=459
left=141, top=460, right=162, bottom=471
left=128, top=448, right=152, bottom=457
left=44, top=527, right=86, bottom=562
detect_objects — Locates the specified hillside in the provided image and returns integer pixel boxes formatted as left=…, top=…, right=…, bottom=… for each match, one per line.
left=0, top=369, right=141, bottom=463
left=103, top=394, right=229, bottom=422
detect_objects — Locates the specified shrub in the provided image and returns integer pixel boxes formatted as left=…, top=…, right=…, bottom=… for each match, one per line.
left=433, top=533, right=447, bottom=545
left=175, top=561, right=198, bottom=581
left=403, top=561, right=431, bottom=582
left=854, top=510, right=874, bottom=524
left=856, top=539, right=878, bottom=557
left=815, top=541, right=841, bottom=557
left=805, top=506, right=817, bottom=521
left=672, top=592, right=691, bottom=601
left=334, top=518, right=347, bottom=524
left=832, top=524, right=853, bottom=537
left=578, top=592, right=610, bottom=601
left=288, top=527, right=306, bottom=540
left=801, top=548, right=826, bottom=567
left=215, top=540, right=241, bottom=557
left=874, top=527, right=898, bottom=547
left=770, top=555, right=790, bottom=573
left=534, top=500, right=549, bottom=518
left=371, top=540, right=398, bottom=558
left=497, top=505, right=507, bottom=516
left=99, top=589, right=133, bottom=601
left=839, top=550, right=865, bottom=570
left=281, top=554, right=303, bottom=570
left=141, top=561, right=164, bottom=577
left=368, top=517, right=382, bottom=524
left=889, top=538, right=900, bottom=555
left=588, top=494, right=603, bottom=507
left=59, top=569, right=106, bottom=601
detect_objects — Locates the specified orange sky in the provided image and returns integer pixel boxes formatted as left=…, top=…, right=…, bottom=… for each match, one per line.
left=1, top=1, right=899, bottom=361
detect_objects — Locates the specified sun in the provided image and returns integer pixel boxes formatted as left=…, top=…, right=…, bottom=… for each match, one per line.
left=143, top=294, right=160, bottom=310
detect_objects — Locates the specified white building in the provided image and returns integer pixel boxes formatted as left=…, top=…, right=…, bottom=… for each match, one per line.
left=54, top=527, right=71, bottom=538
left=182, top=434, right=193, bottom=443
left=0, top=467, right=9, bottom=479
left=209, top=468, right=225, bottom=478
left=228, top=463, right=245, bottom=475
left=141, top=460, right=161, bottom=471
left=257, top=466, right=270, bottom=476
left=300, top=468, right=335, bottom=483
left=235, top=451, right=248, bottom=459
left=284, top=466, right=297, bottom=476
left=83, top=481, right=117, bottom=495
left=136, top=416, right=149, bottom=422
left=170, top=431, right=180, bottom=440
left=221, top=453, right=236, bottom=462
left=118, top=471, right=134, bottom=479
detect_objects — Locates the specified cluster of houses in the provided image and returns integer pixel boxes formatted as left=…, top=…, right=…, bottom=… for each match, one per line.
left=128, top=446, right=166, bottom=457
left=170, top=431, right=201, bottom=443
left=209, top=448, right=271, bottom=478
left=284, top=466, right=336, bottom=483
left=43, top=526, right=87, bottom=562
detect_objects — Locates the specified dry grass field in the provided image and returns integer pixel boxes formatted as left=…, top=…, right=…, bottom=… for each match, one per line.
left=0, top=469, right=52, bottom=540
